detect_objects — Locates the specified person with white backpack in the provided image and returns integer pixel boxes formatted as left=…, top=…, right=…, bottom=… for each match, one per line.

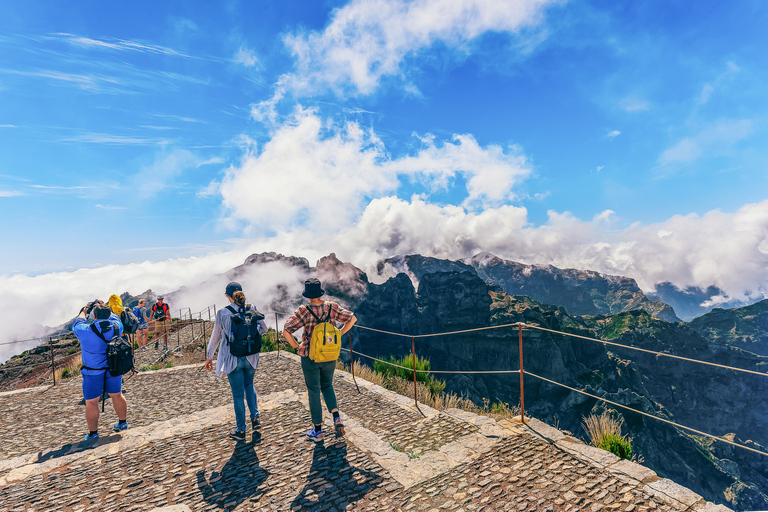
left=282, top=278, right=357, bottom=442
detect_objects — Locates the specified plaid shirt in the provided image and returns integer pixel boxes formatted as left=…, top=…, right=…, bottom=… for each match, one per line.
left=283, top=301, right=354, bottom=357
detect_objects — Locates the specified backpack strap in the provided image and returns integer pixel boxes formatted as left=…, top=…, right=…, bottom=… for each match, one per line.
left=90, top=322, right=117, bottom=344
left=83, top=323, right=112, bottom=372
left=304, top=304, right=331, bottom=323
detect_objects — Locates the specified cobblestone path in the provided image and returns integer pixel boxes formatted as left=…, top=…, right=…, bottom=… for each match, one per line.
left=0, top=353, right=729, bottom=512
left=382, top=432, right=681, bottom=512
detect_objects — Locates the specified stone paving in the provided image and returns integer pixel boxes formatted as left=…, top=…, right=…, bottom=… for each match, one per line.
left=0, top=352, right=732, bottom=512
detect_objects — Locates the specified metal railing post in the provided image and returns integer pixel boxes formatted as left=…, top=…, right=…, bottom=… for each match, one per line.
left=519, top=323, right=525, bottom=424
left=349, top=330, right=355, bottom=379
left=49, top=337, right=55, bottom=386
left=412, top=336, right=417, bottom=407
left=275, top=312, right=280, bottom=358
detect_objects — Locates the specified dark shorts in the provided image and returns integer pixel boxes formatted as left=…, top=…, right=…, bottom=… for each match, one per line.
left=82, top=372, right=122, bottom=400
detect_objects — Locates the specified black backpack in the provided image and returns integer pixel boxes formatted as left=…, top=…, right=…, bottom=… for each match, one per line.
left=226, top=305, right=264, bottom=357
left=153, top=303, right=169, bottom=320
left=83, top=321, right=135, bottom=411
left=121, top=309, right=140, bottom=334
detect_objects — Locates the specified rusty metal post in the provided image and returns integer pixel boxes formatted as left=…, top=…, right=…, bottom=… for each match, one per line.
left=412, top=336, right=417, bottom=407
left=49, top=337, right=55, bottom=386
left=275, top=312, right=280, bottom=358
left=349, top=330, right=355, bottom=379
left=518, top=323, right=525, bottom=424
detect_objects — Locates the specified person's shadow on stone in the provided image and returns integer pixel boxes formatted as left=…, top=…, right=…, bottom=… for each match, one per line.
left=290, top=441, right=385, bottom=511
left=196, top=432, right=269, bottom=509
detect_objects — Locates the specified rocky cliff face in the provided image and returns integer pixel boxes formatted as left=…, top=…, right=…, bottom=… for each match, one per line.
left=375, top=253, right=681, bottom=323
left=688, top=299, right=768, bottom=357
left=648, top=282, right=752, bottom=322
left=329, top=259, right=768, bottom=510
left=467, top=253, right=681, bottom=322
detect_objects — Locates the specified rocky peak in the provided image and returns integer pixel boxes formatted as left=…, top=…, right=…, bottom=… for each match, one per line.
left=316, top=253, right=370, bottom=305
left=244, top=252, right=311, bottom=270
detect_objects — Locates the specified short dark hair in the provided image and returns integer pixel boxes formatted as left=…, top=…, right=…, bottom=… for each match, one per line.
left=93, top=303, right=111, bottom=320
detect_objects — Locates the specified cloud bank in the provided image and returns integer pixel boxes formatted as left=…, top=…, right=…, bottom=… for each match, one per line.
left=219, top=107, right=532, bottom=232
left=3, top=196, right=768, bottom=362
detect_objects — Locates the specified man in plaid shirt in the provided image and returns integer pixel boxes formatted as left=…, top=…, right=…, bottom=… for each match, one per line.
left=282, top=278, right=356, bottom=442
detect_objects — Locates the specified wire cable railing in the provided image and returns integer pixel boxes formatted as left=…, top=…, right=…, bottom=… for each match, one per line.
left=344, top=321, right=768, bottom=461
left=4, top=305, right=766, bottom=461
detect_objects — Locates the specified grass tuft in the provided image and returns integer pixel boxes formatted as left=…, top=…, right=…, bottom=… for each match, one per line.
left=582, top=410, right=633, bottom=460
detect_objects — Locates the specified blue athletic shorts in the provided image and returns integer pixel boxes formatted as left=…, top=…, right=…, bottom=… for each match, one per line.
left=82, top=372, right=122, bottom=400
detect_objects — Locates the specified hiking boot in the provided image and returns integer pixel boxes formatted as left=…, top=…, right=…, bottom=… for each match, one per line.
left=306, top=427, right=324, bottom=443
left=252, top=418, right=261, bottom=430
left=83, top=432, right=99, bottom=441
left=334, top=417, right=345, bottom=438
left=229, top=428, right=245, bottom=441
left=113, top=421, right=128, bottom=432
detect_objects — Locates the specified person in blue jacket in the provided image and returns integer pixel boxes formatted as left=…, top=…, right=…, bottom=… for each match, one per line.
left=72, top=300, right=128, bottom=441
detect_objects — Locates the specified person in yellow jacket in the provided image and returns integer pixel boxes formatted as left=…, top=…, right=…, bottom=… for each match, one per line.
left=108, top=294, right=123, bottom=315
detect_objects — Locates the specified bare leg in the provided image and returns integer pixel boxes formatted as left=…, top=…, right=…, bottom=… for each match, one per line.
left=85, top=398, right=100, bottom=431
left=110, top=392, right=127, bottom=420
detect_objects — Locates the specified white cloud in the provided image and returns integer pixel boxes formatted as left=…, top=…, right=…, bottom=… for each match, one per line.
left=51, top=32, right=194, bottom=59
left=95, top=204, right=127, bottom=210
left=254, top=0, right=556, bottom=111
left=659, top=119, right=753, bottom=165
left=133, top=148, right=221, bottom=197
left=60, top=133, right=168, bottom=145
left=0, top=190, right=23, bottom=197
left=607, top=130, right=621, bottom=138
left=220, top=108, right=533, bottom=231
left=619, top=96, right=650, bottom=112
left=234, top=47, right=259, bottom=68
left=388, top=134, right=531, bottom=207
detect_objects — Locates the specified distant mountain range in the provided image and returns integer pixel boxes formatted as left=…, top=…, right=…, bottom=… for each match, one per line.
left=20, top=251, right=768, bottom=509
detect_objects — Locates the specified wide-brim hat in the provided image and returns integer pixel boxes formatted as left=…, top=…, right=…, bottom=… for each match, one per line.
left=302, top=278, right=324, bottom=299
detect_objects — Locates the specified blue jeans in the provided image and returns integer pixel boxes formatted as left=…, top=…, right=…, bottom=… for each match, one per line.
left=226, top=357, right=259, bottom=432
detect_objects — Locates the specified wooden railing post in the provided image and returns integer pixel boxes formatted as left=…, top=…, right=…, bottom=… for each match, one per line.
left=49, top=337, right=55, bottom=386
left=412, top=336, right=417, bottom=407
left=519, top=323, right=525, bottom=424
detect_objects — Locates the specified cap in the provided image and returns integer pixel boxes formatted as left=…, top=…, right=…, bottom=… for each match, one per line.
left=225, top=282, right=242, bottom=297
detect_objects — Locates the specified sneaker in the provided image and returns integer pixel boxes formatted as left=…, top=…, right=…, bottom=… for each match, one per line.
left=251, top=418, right=261, bottom=430
left=306, top=427, right=324, bottom=443
left=83, top=432, right=99, bottom=441
left=229, top=428, right=245, bottom=441
left=334, top=417, right=345, bottom=438
left=113, top=421, right=128, bottom=432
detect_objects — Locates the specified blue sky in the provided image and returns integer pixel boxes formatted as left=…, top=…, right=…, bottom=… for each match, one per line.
left=1, top=0, right=768, bottom=343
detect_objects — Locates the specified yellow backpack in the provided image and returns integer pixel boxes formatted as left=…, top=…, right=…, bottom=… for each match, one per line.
left=305, top=305, right=341, bottom=363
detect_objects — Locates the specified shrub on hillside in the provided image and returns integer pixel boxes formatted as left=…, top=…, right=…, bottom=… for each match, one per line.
left=598, top=433, right=632, bottom=460
left=373, top=354, right=446, bottom=397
